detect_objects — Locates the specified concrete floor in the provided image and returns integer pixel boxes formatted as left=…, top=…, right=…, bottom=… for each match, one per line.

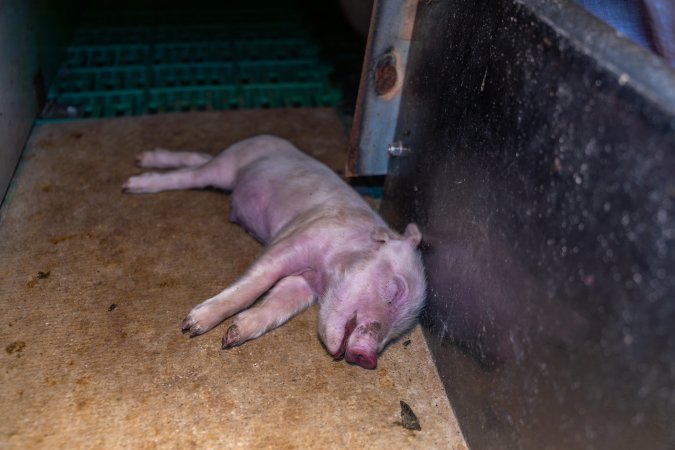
left=0, top=109, right=466, bottom=449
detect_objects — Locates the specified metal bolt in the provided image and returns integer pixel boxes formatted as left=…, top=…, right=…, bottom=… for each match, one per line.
left=387, top=141, right=410, bottom=157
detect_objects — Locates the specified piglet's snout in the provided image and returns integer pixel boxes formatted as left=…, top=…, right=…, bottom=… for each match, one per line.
left=345, top=348, right=378, bottom=370
left=345, top=321, right=382, bottom=370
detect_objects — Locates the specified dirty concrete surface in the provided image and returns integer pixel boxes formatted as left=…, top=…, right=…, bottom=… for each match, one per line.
left=0, top=108, right=466, bottom=449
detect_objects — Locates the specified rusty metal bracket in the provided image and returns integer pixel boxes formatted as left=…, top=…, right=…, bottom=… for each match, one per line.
left=347, top=0, right=419, bottom=176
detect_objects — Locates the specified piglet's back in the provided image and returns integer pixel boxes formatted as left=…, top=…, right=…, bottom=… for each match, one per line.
left=228, top=135, right=377, bottom=243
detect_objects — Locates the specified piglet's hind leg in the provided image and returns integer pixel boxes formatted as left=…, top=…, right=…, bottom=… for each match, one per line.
left=136, top=149, right=213, bottom=169
left=122, top=168, right=207, bottom=194
left=123, top=155, right=234, bottom=194
left=222, top=275, right=315, bottom=348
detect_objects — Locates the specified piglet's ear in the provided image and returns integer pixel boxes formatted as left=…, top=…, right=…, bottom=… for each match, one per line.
left=404, top=223, right=422, bottom=248
left=383, top=275, right=409, bottom=307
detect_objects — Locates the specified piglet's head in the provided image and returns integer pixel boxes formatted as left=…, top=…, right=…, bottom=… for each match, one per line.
left=318, top=223, right=426, bottom=369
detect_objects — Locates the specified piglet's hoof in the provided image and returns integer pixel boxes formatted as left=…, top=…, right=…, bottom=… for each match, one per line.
left=180, top=316, right=204, bottom=337
left=222, top=324, right=240, bottom=349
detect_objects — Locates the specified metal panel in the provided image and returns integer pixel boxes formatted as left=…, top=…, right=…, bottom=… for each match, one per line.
left=347, top=0, right=418, bottom=176
left=380, top=0, right=675, bottom=448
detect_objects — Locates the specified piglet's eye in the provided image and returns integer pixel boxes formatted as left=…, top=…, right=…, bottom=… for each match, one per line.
left=370, top=227, right=393, bottom=243
left=383, top=275, right=408, bottom=306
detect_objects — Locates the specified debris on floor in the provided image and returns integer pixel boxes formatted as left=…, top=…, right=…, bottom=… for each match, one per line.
left=397, top=400, right=422, bottom=431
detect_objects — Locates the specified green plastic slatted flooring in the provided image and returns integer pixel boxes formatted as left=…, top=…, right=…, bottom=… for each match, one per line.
left=39, top=6, right=345, bottom=121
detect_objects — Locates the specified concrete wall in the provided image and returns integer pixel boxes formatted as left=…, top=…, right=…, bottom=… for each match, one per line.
left=0, top=0, right=77, bottom=203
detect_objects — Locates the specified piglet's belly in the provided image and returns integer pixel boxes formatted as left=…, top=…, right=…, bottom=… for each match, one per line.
left=229, top=183, right=276, bottom=244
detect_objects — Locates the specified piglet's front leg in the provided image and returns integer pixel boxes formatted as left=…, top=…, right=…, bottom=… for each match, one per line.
left=180, top=237, right=308, bottom=337
left=222, top=275, right=315, bottom=348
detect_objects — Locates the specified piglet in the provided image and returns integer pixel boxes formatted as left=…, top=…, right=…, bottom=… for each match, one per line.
left=122, top=135, right=426, bottom=369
